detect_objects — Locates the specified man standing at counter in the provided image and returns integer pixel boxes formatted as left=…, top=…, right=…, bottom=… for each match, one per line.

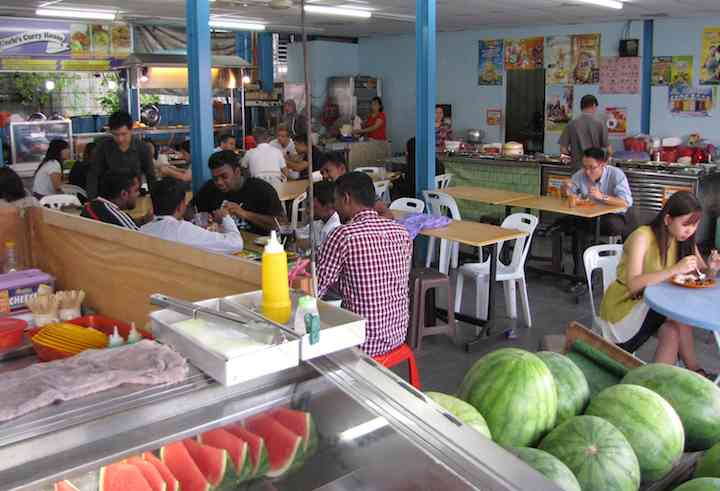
left=87, top=111, right=156, bottom=199
left=317, top=172, right=412, bottom=357
left=559, top=95, right=610, bottom=168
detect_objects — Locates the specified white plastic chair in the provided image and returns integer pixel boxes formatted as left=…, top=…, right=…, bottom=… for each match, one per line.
left=374, top=180, right=391, bottom=203
left=60, top=184, right=87, bottom=199
left=584, top=244, right=623, bottom=332
left=423, top=191, right=461, bottom=273
left=355, top=166, right=381, bottom=176
left=389, top=198, right=425, bottom=213
left=435, top=173, right=453, bottom=189
left=454, top=213, right=539, bottom=328
left=290, top=191, right=307, bottom=230
left=40, top=194, right=82, bottom=210
left=311, top=170, right=322, bottom=182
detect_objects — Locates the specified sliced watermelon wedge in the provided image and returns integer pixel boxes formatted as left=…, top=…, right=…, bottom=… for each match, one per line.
left=183, top=438, right=236, bottom=491
left=142, top=452, right=180, bottom=491
left=99, top=463, right=153, bottom=491
left=199, top=428, right=253, bottom=482
left=245, top=414, right=305, bottom=478
left=269, top=407, right=319, bottom=456
left=54, top=481, right=79, bottom=491
left=225, top=424, right=270, bottom=478
left=125, top=457, right=167, bottom=491
left=160, top=442, right=211, bottom=491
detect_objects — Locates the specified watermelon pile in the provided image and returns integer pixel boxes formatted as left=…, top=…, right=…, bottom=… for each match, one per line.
left=52, top=406, right=317, bottom=491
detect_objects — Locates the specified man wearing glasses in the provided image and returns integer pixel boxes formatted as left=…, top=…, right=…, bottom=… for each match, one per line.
left=86, top=111, right=156, bottom=199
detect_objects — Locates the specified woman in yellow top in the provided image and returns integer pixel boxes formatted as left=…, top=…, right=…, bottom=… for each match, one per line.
left=599, top=192, right=720, bottom=373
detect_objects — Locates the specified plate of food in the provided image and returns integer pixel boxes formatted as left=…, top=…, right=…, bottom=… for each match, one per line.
left=672, top=274, right=716, bottom=289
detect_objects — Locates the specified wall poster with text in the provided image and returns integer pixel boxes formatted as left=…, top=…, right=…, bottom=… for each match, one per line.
left=571, top=33, right=601, bottom=84
left=701, top=27, right=720, bottom=85
left=599, top=57, right=641, bottom=94
left=504, top=37, right=544, bottom=70
left=545, top=85, right=574, bottom=133
left=545, top=35, right=572, bottom=84
left=478, top=39, right=504, bottom=85
left=669, top=85, right=713, bottom=117
left=605, top=107, right=628, bottom=136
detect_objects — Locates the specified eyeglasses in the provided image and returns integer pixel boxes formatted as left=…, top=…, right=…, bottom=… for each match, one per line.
left=583, top=164, right=603, bottom=172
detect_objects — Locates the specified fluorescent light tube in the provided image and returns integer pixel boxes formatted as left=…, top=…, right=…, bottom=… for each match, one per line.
left=304, top=5, right=372, bottom=18
left=209, top=20, right=266, bottom=31
left=574, top=0, right=623, bottom=9
left=339, top=417, right=388, bottom=441
left=36, top=8, right=117, bottom=20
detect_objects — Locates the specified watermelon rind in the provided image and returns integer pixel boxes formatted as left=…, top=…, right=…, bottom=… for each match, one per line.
left=585, top=384, right=684, bottom=482
left=565, top=350, right=620, bottom=397
left=246, top=415, right=305, bottom=478
left=622, top=363, right=720, bottom=451
left=536, top=351, right=590, bottom=424
left=160, top=442, right=212, bottom=491
left=199, top=428, right=254, bottom=483
left=674, top=477, right=720, bottom=491
left=426, top=392, right=492, bottom=439
left=695, top=442, right=720, bottom=479
left=539, top=415, right=640, bottom=491
left=183, top=438, right=236, bottom=491
left=225, top=425, right=270, bottom=478
left=269, top=408, right=319, bottom=457
left=458, top=348, right=557, bottom=447
left=510, top=447, right=581, bottom=491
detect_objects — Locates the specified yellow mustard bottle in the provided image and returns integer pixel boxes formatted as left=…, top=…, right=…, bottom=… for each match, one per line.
left=261, top=231, right=292, bottom=324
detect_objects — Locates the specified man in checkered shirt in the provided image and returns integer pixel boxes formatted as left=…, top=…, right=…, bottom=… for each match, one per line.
left=317, top=172, right=413, bottom=357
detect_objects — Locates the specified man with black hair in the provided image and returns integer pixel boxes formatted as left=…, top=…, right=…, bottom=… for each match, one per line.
left=81, top=170, right=140, bottom=230
left=160, top=140, right=192, bottom=182
left=290, top=133, right=324, bottom=179
left=215, top=134, right=237, bottom=153
left=559, top=94, right=610, bottom=169
left=317, top=172, right=412, bottom=357
left=141, top=178, right=244, bottom=254
left=192, top=150, right=286, bottom=234
left=241, top=127, right=288, bottom=185
left=87, top=111, right=156, bottom=199
left=319, top=152, right=348, bottom=182
left=299, top=180, right=341, bottom=247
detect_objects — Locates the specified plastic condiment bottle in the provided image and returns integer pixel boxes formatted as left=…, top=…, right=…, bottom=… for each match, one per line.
left=107, top=326, right=125, bottom=348
left=294, top=296, right=319, bottom=336
left=261, top=231, right=292, bottom=324
left=127, top=322, right=142, bottom=344
left=3, top=241, right=18, bottom=273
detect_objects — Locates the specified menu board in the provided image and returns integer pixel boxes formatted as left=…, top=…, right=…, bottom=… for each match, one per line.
left=599, top=57, right=641, bottom=94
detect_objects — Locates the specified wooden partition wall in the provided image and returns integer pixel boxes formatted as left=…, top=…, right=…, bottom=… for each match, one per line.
left=3, top=207, right=262, bottom=328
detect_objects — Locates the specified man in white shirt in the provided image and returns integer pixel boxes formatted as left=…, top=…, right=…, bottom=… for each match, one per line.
left=241, top=127, right=288, bottom=186
left=299, top=180, right=341, bottom=247
left=269, top=125, right=296, bottom=159
left=141, top=178, right=244, bottom=254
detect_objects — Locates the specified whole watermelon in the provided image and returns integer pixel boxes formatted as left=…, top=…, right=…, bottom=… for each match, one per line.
left=539, top=415, right=640, bottom=491
left=622, top=364, right=720, bottom=451
left=458, top=348, right=557, bottom=447
left=426, top=392, right=492, bottom=439
left=694, top=442, right=720, bottom=479
left=674, top=478, right=720, bottom=491
left=510, top=447, right=581, bottom=491
left=536, top=351, right=590, bottom=424
left=585, top=384, right=684, bottom=482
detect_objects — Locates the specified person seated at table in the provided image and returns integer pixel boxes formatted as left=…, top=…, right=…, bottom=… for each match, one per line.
left=290, top=133, right=325, bottom=180
left=319, top=152, right=348, bottom=182
left=555, top=147, right=633, bottom=274
left=160, top=140, right=192, bottom=183
left=32, top=139, right=69, bottom=199
left=317, top=172, right=413, bottom=357
left=193, top=150, right=286, bottom=234
left=141, top=178, right=244, bottom=254
left=241, top=127, right=288, bottom=185
left=298, top=180, right=341, bottom=247
left=81, top=170, right=140, bottom=230
left=599, top=191, right=720, bottom=376
left=0, top=167, right=37, bottom=209
left=68, top=141, right=96, bottom=191
left=270, top=124, right=297, bottom=160
left=215, top=134, right=237, bottom=153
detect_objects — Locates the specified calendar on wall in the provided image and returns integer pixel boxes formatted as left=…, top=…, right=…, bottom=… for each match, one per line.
left=599, top=56, right=641, bottom=94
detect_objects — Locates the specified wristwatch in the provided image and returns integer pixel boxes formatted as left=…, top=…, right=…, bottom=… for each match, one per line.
left=602, top=194, right=609, bottom=202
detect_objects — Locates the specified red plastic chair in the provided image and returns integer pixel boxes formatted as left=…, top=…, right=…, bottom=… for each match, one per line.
left=373, top=344, right=421, bottom=389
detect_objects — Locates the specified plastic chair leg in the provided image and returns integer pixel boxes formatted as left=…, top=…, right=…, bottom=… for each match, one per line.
left=426, top=237, right=436, bottom=267
left=518, top=276, right=532, bottom=328
left=454, top=272, right=464, bottom=314
left=504, top=279, right=518, bottom=319
left=407, top=352, right=421, bottom=389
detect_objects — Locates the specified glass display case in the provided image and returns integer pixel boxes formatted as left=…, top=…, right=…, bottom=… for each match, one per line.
left=0, top=347, right=563, bottom=491
left=8, top=120, right=74, bottom=177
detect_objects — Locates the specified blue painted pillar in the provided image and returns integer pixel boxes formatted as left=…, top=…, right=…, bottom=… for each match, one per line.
left=415, top=0, right=436, bottom=195
left=186, top=0, right=214, bottom=192
left=129, top=87, right=140, bottom=122
left=235, top=32, right=251, bottom=63
left=641, top=20, right=654, bottom=135
left=257, top=32, right=274, bottom=93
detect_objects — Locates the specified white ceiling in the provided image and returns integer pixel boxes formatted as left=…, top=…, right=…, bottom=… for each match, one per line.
left=0, top=0, right=719, bottom=37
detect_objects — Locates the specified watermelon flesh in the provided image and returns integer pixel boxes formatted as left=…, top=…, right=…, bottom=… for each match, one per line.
left=142, top=452, right=180, bottom=491
left=183, top=438, right=236, bottom=491
left=160, top=442, right=211, bottom=491
left=269, top=407, right=318, bottom=456
left=246, top=413, right=305, bottom=478
left=54, top=481, right=79, bottom=491
left=199, top=428, right=253, bottom=482
left=225, top=424, right=270, bottom=478
left=99, top=463, right=153, bottom=491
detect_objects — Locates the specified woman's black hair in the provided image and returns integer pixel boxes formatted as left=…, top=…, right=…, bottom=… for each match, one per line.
left=34, top=139, right=69, bottom=177
left=650, top=191, right=702, bottom=265
left=0, top=166, right=27, bottom=202
left=82, top=141, right=97, bottom=162
left=372, top=96, right=384, bottom=113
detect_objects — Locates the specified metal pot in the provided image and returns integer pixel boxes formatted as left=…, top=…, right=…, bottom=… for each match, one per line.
left=467, top=128, right=484, bottom=143
left=140, top=104, right=161, bottom=128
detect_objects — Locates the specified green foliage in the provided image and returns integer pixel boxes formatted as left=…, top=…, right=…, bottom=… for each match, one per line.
left=11, top=72, right=79, bottom=112
left=97, top=73, right=121, bottom=114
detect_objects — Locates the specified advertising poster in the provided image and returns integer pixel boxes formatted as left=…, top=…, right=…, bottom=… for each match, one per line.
left=572, top=33, right=601, bottom=84
left=110, top=23, right=131, bottom=58
left=504, top=37, right=544, bottom=70
left=701, top=27, right=720, bottom=85
left=545, top=36, right=572, bottom=84
left=652, top=56, right=672, bottom=85
left=671, top=56, right=694, bottom=88
left=599, top=57, right=641, bottom=94
left=547, top=174, right=571, bottom=197
left=669, top=86, right=713, bottom=117
left=605, top=107, right=628, bottom=136
left=478, top=39, right=504, bottom=86
left=545, top=85, right=574, bottom=133
left=486, top=109, right=502, bottom=126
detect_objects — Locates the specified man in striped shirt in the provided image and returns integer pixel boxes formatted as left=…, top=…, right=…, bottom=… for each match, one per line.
left=81, top=170, right=140, bottom=230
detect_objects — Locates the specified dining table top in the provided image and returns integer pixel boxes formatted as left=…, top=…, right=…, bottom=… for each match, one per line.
left=441, top=186, right=537, bottom=206
left=510, top=195, right=627, bottom=218
left=645, top=279, right=720, bottom=332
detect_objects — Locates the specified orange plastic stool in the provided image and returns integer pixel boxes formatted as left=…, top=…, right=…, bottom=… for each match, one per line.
left=373, top=344, right=421, bottom=389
